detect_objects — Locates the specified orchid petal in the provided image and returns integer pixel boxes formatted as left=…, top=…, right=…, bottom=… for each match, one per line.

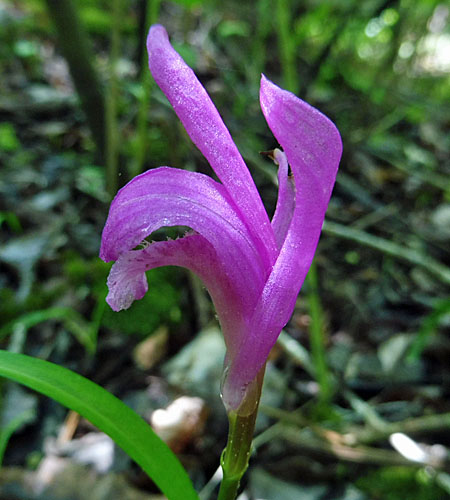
left=222, top=76, right=342, bottom=409
left=100, top=167, right=265, bottom=316
left=270, top=149, right=295, bottom=250
left=146, top=25, right=277, bottom=266
left=106, top=234, right=246, bottom=354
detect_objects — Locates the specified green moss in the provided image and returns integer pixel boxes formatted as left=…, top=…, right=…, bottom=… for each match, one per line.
left=101, top=267, right=183, bottom=337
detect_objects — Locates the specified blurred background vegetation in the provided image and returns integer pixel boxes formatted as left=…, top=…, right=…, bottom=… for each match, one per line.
left=0, top=0, right=449, bottom=498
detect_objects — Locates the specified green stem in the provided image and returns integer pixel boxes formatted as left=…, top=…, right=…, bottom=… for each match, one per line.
left=44, top=0, right=106, bottom=163
left=306, top=262, right=331, bottom=403
left=218, top=366, right=265, bottom=500
left=250, top=0, right=271, bottom=85
left=131, top=0, right=161, bottom=178
left=218, top=411, right=258, bottom=500
left=275, top=0, right=299, bottom=94
left=105, top=0, right=123, bottom=197
left=323, top=220, right=450, bottom=286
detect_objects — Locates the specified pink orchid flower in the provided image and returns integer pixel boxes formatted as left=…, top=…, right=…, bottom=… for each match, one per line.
left=100, top=25, right=342, bottom=411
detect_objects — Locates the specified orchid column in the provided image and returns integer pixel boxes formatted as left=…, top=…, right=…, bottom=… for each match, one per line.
left=100, top=25, right=342, bottom=499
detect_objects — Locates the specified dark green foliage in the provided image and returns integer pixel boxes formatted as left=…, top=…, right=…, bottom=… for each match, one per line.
left=0, top=0, right=449, bottom=497
left=102, top=268, right=183, bottom=337
left=44, top=0, right=106, bottom=163
left=356, top=467, right=445, bottom=500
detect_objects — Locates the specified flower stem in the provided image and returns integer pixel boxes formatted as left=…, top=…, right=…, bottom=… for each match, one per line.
left=218, top=366, right=265, bottom=500
left=218, top=409, right=258, bottom=500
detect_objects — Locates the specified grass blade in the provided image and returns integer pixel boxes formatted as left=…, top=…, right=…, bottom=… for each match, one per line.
left=0, top=350, right=199, bottom=500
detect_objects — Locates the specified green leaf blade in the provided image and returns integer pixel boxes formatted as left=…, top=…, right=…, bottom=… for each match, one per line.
left=0, top=350, right=199, bottom=500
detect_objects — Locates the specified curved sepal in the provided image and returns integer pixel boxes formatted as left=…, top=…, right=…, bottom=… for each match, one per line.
left=221, top=76, right=342, bottom=410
